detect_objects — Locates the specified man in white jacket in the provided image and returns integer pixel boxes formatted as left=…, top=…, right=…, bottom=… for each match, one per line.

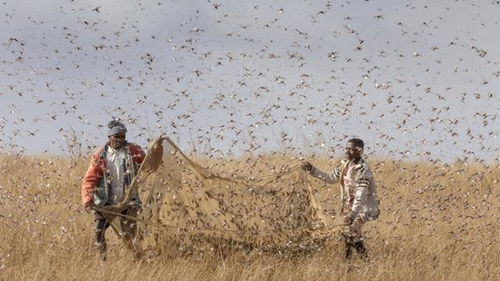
left=302, top=138, right=379, bottom=259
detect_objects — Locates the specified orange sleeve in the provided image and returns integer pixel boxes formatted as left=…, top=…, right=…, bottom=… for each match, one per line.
left=81, top=150, right=103, bottom=207
left=129, top=144, right=146, bottom=164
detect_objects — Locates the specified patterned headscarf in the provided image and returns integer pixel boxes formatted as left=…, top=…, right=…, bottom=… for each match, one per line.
left=107, top=119, right=127, bottom=136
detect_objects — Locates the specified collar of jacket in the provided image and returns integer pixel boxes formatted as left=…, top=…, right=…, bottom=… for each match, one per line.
left=340, top=158, right=366, bottom=170
left=98, top=141, right=130, bottom=159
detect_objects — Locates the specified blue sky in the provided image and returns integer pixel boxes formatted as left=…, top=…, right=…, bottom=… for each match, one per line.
left=0, top=0, right=499, bottom=162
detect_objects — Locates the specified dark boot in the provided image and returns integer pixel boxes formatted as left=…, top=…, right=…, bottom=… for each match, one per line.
left=342, top=233, right=355, bottom=259
left=353, top=241, right=368, bottom=259
left=95, top=241, right=107, bottom=261
left=345, top=241, right=353, bottom=259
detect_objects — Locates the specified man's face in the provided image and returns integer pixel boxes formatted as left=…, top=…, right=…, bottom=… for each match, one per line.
left=345, top=141, right=362, bottom=161
left=108, top=132, right=126, bottom=149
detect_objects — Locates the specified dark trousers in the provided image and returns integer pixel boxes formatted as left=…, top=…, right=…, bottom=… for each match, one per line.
left=94, top=207, right=138, bottom=254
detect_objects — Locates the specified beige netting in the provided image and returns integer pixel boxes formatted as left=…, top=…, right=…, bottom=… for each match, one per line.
left=96, top=136, right=338, bottom=254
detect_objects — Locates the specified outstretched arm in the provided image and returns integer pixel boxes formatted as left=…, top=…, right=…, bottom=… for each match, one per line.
left=302, top=161, right=341, bottom=184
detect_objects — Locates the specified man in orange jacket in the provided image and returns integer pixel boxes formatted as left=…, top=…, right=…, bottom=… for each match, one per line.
left=81, top=119, right=145, bottom=258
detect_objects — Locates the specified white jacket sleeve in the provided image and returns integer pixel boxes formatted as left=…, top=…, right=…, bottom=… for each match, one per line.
left=350, top=167, right=372, bottom=217
left=310, top=166, right=341, bottom=184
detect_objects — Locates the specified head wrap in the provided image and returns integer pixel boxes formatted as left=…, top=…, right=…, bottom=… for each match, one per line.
left=107, top=119, right=127, bottom=136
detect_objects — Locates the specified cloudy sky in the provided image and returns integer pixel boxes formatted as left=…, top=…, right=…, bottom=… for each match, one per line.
left=0, top=0, right=499, bottom=162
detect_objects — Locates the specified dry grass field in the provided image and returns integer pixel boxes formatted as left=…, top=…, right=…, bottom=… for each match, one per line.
left=0, top=154, right=498, bottom=281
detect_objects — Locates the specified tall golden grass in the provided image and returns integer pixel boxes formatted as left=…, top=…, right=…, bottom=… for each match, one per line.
left=0, top=154, right=497, bottom=281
